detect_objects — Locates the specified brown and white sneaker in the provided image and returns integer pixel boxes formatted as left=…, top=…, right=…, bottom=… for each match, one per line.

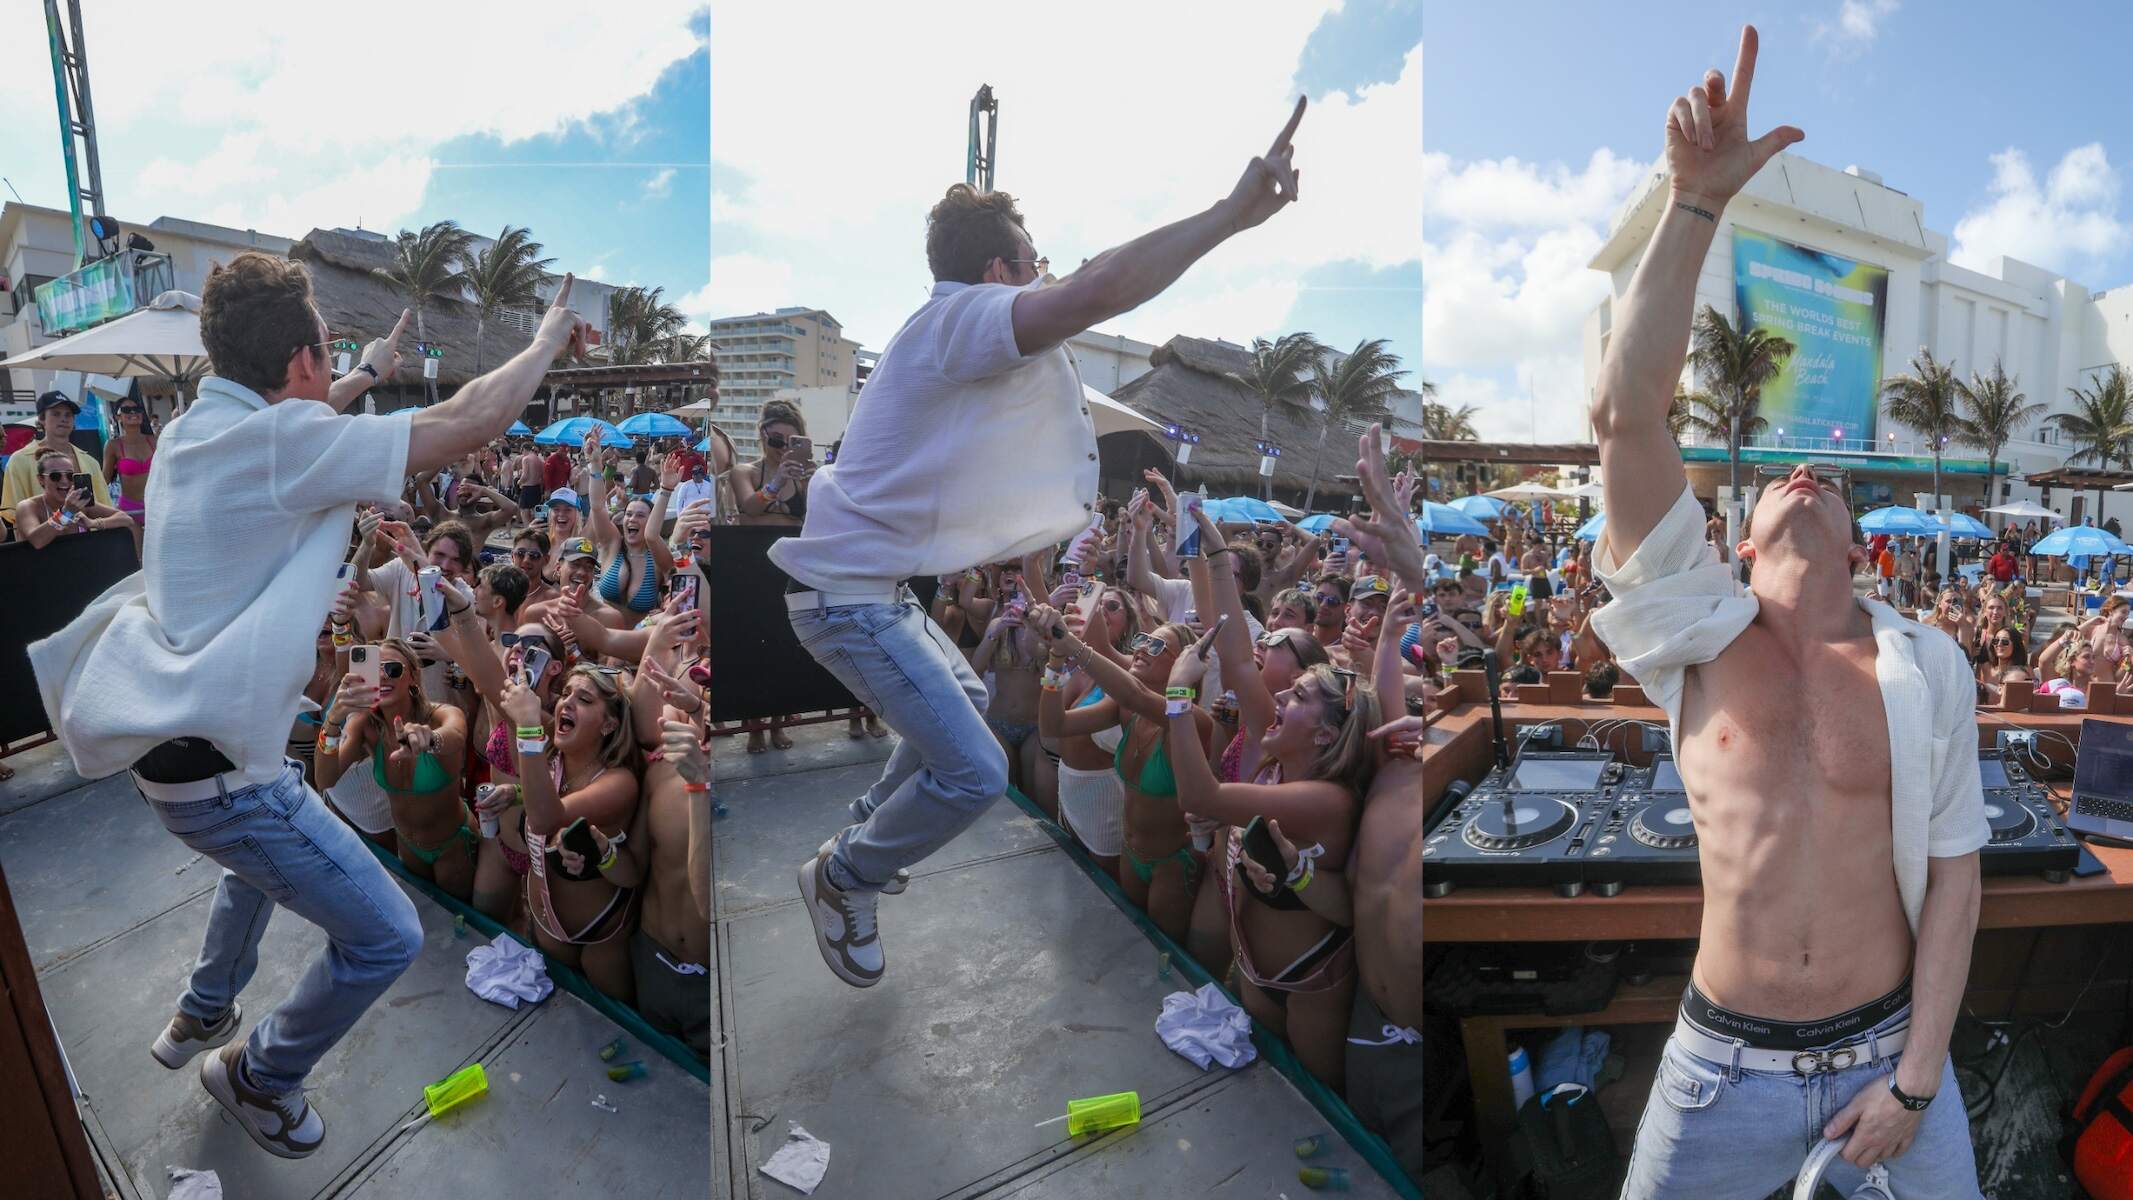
left=817, top=836, right=909, bottom=895
left=797, top=850, right=884, bottom=988
left=199, top=1041, right=325, bottom=1159
left=151, top=1002, right=242, bottom=1070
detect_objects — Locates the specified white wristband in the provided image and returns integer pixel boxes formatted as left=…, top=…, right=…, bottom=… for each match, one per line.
left=1164, top=699, right=1193, bottom=717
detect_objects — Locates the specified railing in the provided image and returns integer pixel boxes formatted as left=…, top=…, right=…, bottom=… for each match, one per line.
left=32, top=250, right=175, bottom=337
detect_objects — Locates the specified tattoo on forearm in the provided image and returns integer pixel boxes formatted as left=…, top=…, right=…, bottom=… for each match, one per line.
left=1675, top=200, right=1718, bottom=223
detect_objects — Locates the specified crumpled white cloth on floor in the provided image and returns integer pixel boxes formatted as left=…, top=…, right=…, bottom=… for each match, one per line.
left=464, top=934, right=553, bottom=1009
left=1155, top=982, right=1257, bottom=1070
left=168, top=1167, right=222, bottom=1200
left=759, top=1121, right=832, bottom=1194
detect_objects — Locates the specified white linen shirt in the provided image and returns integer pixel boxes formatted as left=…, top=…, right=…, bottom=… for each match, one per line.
left=30, top=376, right=413, bottom=785
left=768, top=280, right=1098, bottom=591
left=1589, top=483, right=1989, bottom=935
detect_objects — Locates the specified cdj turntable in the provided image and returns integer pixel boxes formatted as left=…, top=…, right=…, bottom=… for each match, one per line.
left=1979, top=753, right=2078, bottom=882
left=1422, top=750, right=1623, bottom=897
left=1583, top=755, right=1700, bottom=894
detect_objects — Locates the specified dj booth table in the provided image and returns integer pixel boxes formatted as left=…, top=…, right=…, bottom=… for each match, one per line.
left=1420, top=669, right=2133, bottom=1155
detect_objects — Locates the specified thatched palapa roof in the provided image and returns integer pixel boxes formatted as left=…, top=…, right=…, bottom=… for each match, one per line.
left=1107, top=336, right=1371, bottom=499
left=292, top=228, right=535, bottom=391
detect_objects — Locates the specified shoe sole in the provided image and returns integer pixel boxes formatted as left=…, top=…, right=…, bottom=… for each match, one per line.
left=796, top=856, right=882, bottom=989
left=151, top=1002, right=242, bottom=1070
left=198, top=1047, right=320, bottom=1160
left=817, top=837, right=908, bottom=895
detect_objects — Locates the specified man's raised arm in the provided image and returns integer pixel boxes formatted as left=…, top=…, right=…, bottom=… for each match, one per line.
left=1010, top=98, right=1305, bottom=355
left=408, top=276, right=586, bottom=476
left=1592, top=26, right=1801, bottom=566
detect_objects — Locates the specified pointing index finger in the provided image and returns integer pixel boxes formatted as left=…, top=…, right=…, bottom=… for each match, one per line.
left=1268, top=95, right=1307, bottom=156
left=1730, top=25, right=1760, bottom=113
left=550, top=272, right=575, bottom=311
left=389, top=307, right=413, bottom=345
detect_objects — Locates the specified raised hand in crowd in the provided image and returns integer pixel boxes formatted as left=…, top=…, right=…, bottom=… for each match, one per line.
left=1333, top=425, right=1427, bottom=592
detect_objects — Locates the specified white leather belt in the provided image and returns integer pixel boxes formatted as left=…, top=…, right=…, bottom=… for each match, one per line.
left=1672, top=1013, right=1907, bottom=1075
left=785, top=586, right=902, bottom=614
left=132, top=770, right=256, bottom=805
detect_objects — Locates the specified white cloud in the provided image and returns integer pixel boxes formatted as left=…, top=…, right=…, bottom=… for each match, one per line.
left=583, top=262, right=610, bottom=282
left=1813, top=0, right=1899, bottom=58
left=709, top=1, right=1417, bottom=350
left=1950, top=144, right=2129, bottom=278
left=643, top=168, right=677, bottom=200
left=0, top=1, right=703, bottom=237
left=1422, top=149, right=1644, bottom=441
left=689, top=256, right=795, bottom=321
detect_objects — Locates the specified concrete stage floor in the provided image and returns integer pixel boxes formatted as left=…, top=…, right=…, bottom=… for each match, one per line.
left=10, top=718, right=1403, bottom=1199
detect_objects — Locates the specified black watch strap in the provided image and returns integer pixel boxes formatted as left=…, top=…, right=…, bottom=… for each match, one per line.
left=1886, top=1075, right=1932, bottom=1111
left=355, top=362, right=379, bottom=381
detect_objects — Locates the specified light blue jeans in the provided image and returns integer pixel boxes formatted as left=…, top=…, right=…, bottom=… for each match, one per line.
left=143, top=759, right=424, bottom=1094
left=1620, top=1006, right=1982, bottom=1198
left=788, top=592, right=1009, bottom=891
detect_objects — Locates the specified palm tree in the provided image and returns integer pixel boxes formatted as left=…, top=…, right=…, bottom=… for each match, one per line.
left=1227, top=332, right=1321, bottom=498
left=1953, top=359, right=2044, bottom=527
left=606, top=286, right=688, bottom=365
left=2049, top=364, right=2133, bottom=524
left=1303, top=339, right=1405, bottom=510
left=1685, top=304, right=1793, bottom=520
left=1880, top=349, right=1966, bottom=523
left=458, top=226, right=556, bottom=374
left=375, top=221, right=477, bottom=404
left=1420, top=397, right=1477, bottom=441
left=652, top=330, right=711, bottom=364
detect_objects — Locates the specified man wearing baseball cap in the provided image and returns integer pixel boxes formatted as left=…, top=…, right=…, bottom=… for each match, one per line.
left=2, top=391, right=114, bottom=522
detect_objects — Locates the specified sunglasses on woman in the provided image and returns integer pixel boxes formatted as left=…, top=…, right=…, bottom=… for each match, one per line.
left=763, top=434, right=791, bottom=449
left=378, top=660, right=407, bottom=680
left=1130, top=633, right=1172, bottom=657
left=500, top=632, right=562, bottom=653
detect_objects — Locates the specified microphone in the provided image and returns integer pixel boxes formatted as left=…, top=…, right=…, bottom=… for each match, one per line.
left=1484, top=648, right=1510, bottom=771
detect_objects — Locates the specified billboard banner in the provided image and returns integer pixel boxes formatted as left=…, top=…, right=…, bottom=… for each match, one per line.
left=1730, top=228, right=1889, bottom=442
left=34, top=256, right=136, bottom=336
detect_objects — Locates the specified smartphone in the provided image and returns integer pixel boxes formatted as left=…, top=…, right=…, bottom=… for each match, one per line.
left=346, top=644, right=381, bottom=691
left=1239, top=816, right=1289, bottom=901
left=560, top=817, right=601, bottom=866
left=335, top=562, right=354, bottom=585
left=790, top=436, right=814, bottom=461
left=519, top=643, right=553, bottom=688
left=671, top=570, right=700, bottom=613
left=417, top=566, right=449, bottom=631
left=1332, top=535, right=1351, bottom=557
left=70, top=471, right=90, bottom=494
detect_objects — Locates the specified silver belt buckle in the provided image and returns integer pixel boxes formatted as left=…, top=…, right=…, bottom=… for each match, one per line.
left=1789, top=1045, right=1857, bottom=1075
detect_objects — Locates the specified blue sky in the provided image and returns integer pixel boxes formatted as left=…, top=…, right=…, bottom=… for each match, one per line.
left=0, top=3, right=708, bottom=323
left=708, top=0, right=1419, bottom=382
left=1425, top=0, right=2133, bottom=440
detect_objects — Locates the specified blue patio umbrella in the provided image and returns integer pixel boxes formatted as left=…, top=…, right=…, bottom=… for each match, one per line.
left=1574, top=511, right=1607, bottom=541
left=1296, top=513, right=1338, bottom=535
left=2029, top=525, right=2132, bottom=558
left=533, top=416, right=633, bottom=449
left=1449, top=494, right=1511, bottom=520
left=507, top=420, right=532, bottom=436
left=1205, top=495, right=1286, bottom=524
left=617, top=411, right=693, bottom=438
left=1857, top=505, right=1939, bottom=535
left=1937, top=511, right=1993, bottom=539
left=1420, top=500, right=1489, bottom=538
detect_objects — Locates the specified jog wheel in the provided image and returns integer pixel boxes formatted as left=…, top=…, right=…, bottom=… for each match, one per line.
left=1983, top=798, right=2036, bottom=843
left=1463, top=797, right=1574, bottom=851
left=1629, top=796, right=1698, bottom=850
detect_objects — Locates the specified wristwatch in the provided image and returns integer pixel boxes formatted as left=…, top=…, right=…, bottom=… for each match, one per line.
left=355, top=362, right=380, bottom=381
left=1886, top=1075, right=1933, bottom=1111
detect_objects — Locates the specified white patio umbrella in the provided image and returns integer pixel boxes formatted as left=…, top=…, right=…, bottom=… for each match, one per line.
left=1266, top=499, right=1306, bottom=520
left=0, top=290, right=210, bottom=409
left=1085, top=385, right=1162, bottom=438
left=1984, top=501, right=2063, bottom=521
left=1484, top=481, right=1573, bottom=501
left=667, top=396, right=716, bottom=415
left=1565, top=480, right=1606, bottom=500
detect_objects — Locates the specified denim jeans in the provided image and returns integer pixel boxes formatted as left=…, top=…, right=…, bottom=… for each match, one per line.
left=1620, top=1006, right=1982, bottom=1198
left=788, top=593, right=1008, bottom=890
left=143, top=759, right=424, bottom=1094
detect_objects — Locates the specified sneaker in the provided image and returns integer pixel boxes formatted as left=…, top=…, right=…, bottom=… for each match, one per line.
left=797, top=851, right=884, bottom=988
left=151, top=1002, right=242, bottom=1070
left=818, top=836, right=909, bottom=895
left=199, top=1042, right=325, bottom=1160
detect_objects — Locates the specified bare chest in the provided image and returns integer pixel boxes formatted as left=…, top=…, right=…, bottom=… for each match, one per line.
left=1680, top=631, right=1891, bottom=800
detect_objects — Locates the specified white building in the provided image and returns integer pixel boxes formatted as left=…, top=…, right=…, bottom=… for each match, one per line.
left=1584, top=153, right=2133, bottom=526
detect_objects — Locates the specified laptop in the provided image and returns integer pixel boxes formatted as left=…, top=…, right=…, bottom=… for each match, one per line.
left=2064, top=718, right=2133, bottom=843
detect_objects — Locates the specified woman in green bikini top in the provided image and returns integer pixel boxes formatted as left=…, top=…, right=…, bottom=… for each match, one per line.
left=1031, top=606, right=1216, bottom=947
left=317, top=638, right=476, bottom=902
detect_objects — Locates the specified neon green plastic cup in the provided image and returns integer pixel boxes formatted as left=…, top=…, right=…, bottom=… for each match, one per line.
left=423, top=1062, right=489, bottom=1118
left=1066, top=1090, right=1141, bottom=1136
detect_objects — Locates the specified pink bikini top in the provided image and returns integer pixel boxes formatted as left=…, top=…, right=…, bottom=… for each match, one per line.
left=115, top=456, right=151, bottom=477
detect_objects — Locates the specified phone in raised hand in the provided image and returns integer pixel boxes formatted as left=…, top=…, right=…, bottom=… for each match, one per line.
left=790, top=436, right=814, bottom=461
left=519, top=644, right=554, bottom=688
left=346, top=644, right=381, bottom=692
left=671, top=571, right=700, bottom=613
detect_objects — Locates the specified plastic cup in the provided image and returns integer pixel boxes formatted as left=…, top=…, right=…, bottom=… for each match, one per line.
left=1294, top=1133, right=1328, bottom=1159
left=1065, top=1091, right=1141, bottom=1137
left=598, top=1037, right=627, bottom=1062
left=423, top=1063, right=488, bottom=1118
left=1298, top=1165, right=1351, bottom=1191
left=606, top=1061, right=646, bottom=1083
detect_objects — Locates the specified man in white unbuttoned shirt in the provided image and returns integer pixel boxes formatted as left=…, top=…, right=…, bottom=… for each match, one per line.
left=30, top=253, right=587, bottom=1159
left=774, top=98, right=1310, bottom=989
left=1590, top=28, right=1984, bottom=1198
